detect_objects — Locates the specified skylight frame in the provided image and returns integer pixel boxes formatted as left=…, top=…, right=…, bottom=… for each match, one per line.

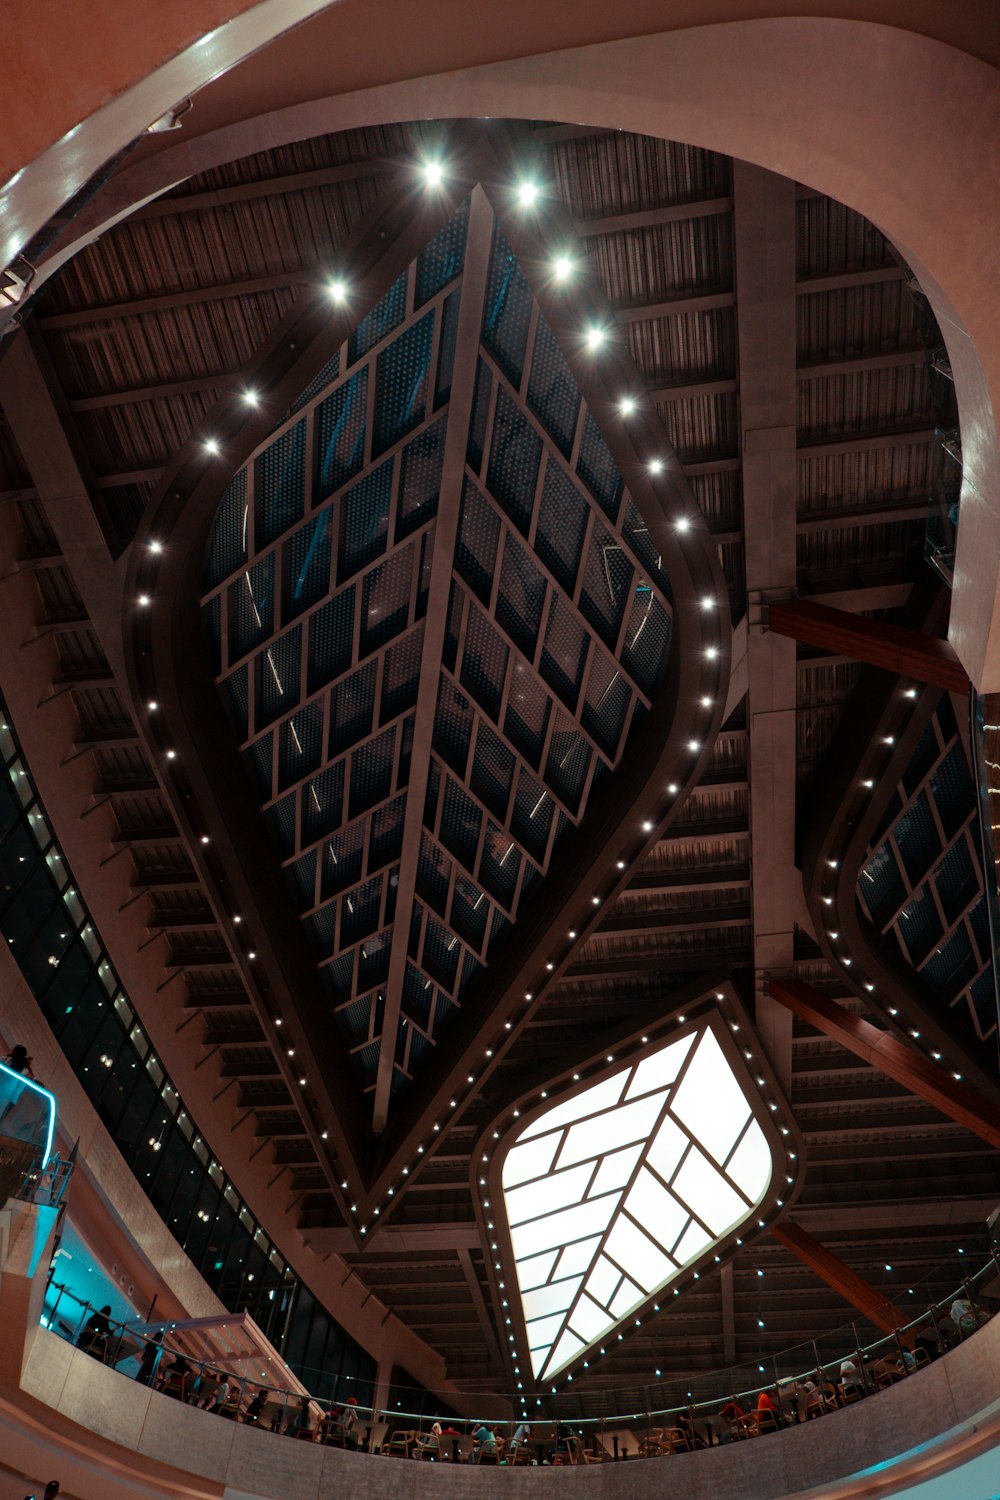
left=481, top=985, right=802, bottom=1389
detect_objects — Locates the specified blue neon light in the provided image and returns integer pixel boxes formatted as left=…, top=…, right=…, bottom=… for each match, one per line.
left=0, top=1059, right=56, bottom=1170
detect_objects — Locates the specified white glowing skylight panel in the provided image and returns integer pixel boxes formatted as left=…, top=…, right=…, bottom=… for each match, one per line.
left=558, top=1090, right=666, bottom=1168
left=646, top=1113, right=688, bottom=1184
left=499, top=1020, right=779, bottom=1382
left=725, top=1119, right=772, bottom=1202
left=506, top=1161, right=594, bottom=1225
left=510, top=1192, right=619, bottom=1261
left=527, top=1313, right=565, bottom=1349
left=589, top=1142, right=643, bottom=1197
left=503, top=1133, right=561, bottom=1188
left=516, top=1249, right=559, bottom=1291
left=670, top=1029, right=751, bottom=1165
left=553, top=1235, right=602, bottom=1281
left=586, top=1255, right=623, bottom=1307
left=674, top=1219, right=713, bottom=1265
left=624, top=1033, right=695, bottom=1101
left=519, top=1073, right=626, bottom=1141
left=624, top=1168, right=688, bottom=1251
left=544, top=1330, right=584, bottom=1380
left=521, top=1276, right=583, bottom=1324
left=604, top=1215, right=673, bottom=1292
left=673, top=1145, right=749, bottom=1235
left=570, top=1292, right=613, bottom=1342
left=609, top=1276, right=643, bottom=1319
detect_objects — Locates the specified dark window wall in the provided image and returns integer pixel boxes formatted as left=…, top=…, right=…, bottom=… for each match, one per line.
left=0, top=703, right=375, bottom=1405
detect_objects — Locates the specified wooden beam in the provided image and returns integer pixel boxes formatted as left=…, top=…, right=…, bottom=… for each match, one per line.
left=768, top=977, right=1000, bottom=1150
left=767, top=599, right=969, bottom=692
left=772, top=1219, right=911, bottom=1337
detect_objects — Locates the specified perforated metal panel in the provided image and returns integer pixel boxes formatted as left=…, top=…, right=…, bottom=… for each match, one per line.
left=282, top=509, right=333, bottom=623
left=206, top=470, right=248, bottom=589
left=255, top=418, right=306, bottom=548
left=527, top=317, right=580, bottom=457
left=893, top=791, right=939, bottom=880
left=459, top=605, right=509, bottom=722
left=339, top=457, right=392, bottom=581
left=255, top=625, right=302, bottom=729
left=315, top=368, right=368, bottom=502
left=482, top=228, right=533, bottom=386
left=486, top=387, right=542, bottom=534
left=577, top=410, right=624, bottom=521
left=578, top=524, right=633, bottom=647
left=397, top=418, right=445, bottom=538
left=307, top=586, right=354, bottom=695
left=229, top=556, right=274, bottom=660
left=361, top=545, right=413, bottom=655
left=456, top=478, right=501, bottom=604
left=859, top=842, right=905, bottom=925
left=415, top=199, right=470, bottom=306
left=495, top=532, right=545, bottom=660
left=539, top=593, right=588, bottom=711
left=348, top=724, right=396, bottom=820
left=535, top=461, right=588, bottom=592
left=373, top=311, right=435, bottom=457
left=349, top=271, right=408, bottom=362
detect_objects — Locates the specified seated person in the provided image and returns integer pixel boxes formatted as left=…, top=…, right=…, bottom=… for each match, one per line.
left=756, top=1388, right=779, bottom=1424
left=210, top=1375, right=235, bottom=1415
left=415, top=1419, right=443, bottom=1456
left=288, top=1395, right=314, bottom=1439
left=546, top=1421, right=573, bottom=1461
left=132, top=1333, right=162, bottom=1388
left=76, top=1306, right=112, bottom=1362
left=951, top=1295, right=978, bottom=1338
left=341, top=1395, right=360, bottom=1448
left=162, top=1353, right=193, bottom=1400
left=244, top=1387, right=269, bottom=1425
left=839, top=1357, right=864, bottom=1399
left=509, top=1419, right=531, bottom=1459
left=472, top=1422, right=498, bottom=1463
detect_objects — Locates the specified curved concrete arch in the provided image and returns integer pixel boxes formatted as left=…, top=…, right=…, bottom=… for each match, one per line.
left=23, top=17, right=1000, bottom=690
left=0, top=0, right=337, bottom=275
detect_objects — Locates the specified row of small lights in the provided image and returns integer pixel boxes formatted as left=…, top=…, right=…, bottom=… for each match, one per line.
left=471, top=991, right=801, bottom=1404
left=821, top=683, right=963, bottom=1083
left=131, top=151, right=727, bottom=1232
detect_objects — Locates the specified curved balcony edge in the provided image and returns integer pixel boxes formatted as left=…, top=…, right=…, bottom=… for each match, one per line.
left=2, top=1259, right=1000, bottom=1500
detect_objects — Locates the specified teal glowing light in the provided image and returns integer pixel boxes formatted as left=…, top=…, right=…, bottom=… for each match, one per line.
left=0, top=1059, right=56, bottom=1170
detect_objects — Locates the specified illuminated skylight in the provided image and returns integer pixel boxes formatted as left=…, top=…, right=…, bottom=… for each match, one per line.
left=498, top=1023, right=775, bottom=1382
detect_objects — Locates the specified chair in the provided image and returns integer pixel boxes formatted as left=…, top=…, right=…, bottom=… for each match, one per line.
left=218, top=1386, right=243, bottom=1421
left=662, top=1427, right=693, bottom=1453
left=508, top=1443, right=533, bottom=1465
left=637, top=1428, right=664, bottom=1457
left=551, top=1435, right=581, bottom=1466
left=582, top=1449, right=611, bottom=1464
left=321, top=1418, right=346, bottom=1447
left=414, top=1433, right=440, bottom=1461
left=755, top=1407, right=780, bottom=1436
left=730, top=1413, right=758, bottom=1441
left=382, top=1428, right=417, bottom=1458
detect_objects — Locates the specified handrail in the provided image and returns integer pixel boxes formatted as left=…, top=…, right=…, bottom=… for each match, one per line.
left=41, top=1238, right=999, bottom=1452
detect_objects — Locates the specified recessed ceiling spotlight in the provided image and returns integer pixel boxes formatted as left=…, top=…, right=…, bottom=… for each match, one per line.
left=904, top=687, right=917, bottom=699
left=688, top=740, right=700, bottom=752
left=165, top=749, right=177, bottom=760
left=552, top=254, right=574, bottom=281
left=242, top=389, right=260, bottom=407
left=676, top=516, right=691, bottom=531
left=701, top=597, right=715, bottom=610
left=328, top=278, right=348, bottom=303
left=648, top=458, right=664, bottom=474
left=584, top=326, right=606, bottom=350
left=203, top=438, right=220, bottom=455
left=619, top=396, right=637, bottom=416
left=700, top=696, right=712, bottom=708
left=642, top=820, right=654, bottom=832
left=148, top=701, right=158, bottom=712
left=137, top=594, right=151, bottom=607
left=421, top=159, right=445, bottom=187
left=705, top=645, right=718, bottom=659
left=516, top=181, right=539, bottom=207
left=148, top=540, right=163, bottom=554
left=667, top=782, right=678, bottom=794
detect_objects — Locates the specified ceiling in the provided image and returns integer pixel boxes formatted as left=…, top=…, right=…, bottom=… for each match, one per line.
left=0, top=116, right=995, bottom=1408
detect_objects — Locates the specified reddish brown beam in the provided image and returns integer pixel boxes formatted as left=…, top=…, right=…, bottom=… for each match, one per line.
left=772, top=1219, right=912, bottom=1339
left=768, top=977, right=1000, bottom=1149
left=767, top=599, right=969, bottom=693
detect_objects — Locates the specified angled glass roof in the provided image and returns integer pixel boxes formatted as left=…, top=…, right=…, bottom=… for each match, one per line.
left=201, top=200, right=673, bottom=1106
left=498, top=1023, right=774, bottom=1384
